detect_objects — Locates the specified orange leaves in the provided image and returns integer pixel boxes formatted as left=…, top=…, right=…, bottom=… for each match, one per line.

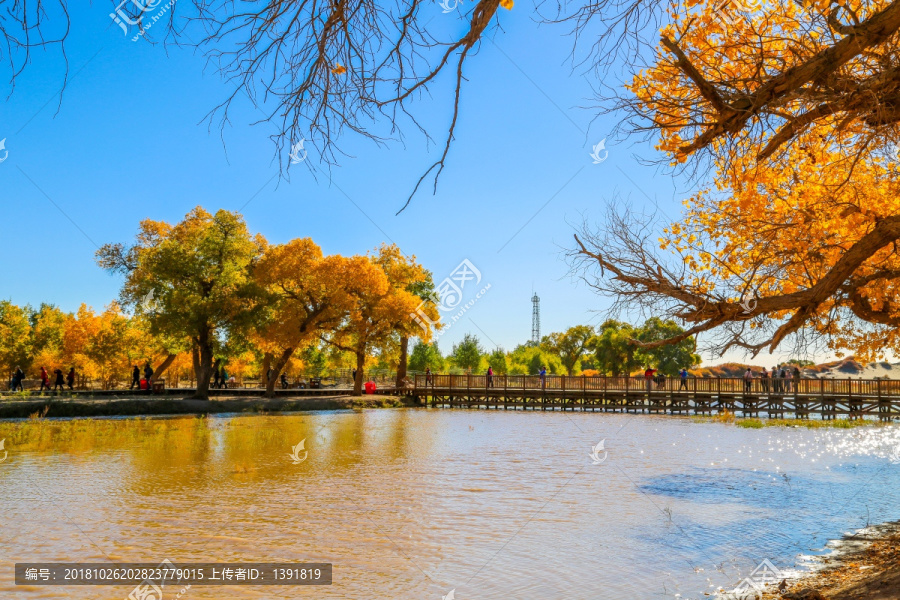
left=331, top=64, right=347, bottom=75
left=500, top=0, right=514, bottom=9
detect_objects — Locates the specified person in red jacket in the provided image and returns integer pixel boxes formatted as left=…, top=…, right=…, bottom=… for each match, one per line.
left=364, top=379, right=377, bottom=394
left=39, top=367, right=50, bottom=391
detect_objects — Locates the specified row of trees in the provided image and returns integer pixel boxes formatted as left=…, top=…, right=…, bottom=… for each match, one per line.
left=93, top=207, right=440, bottom=398
left=408, top=318, right=702, bottom=376
left=0, top=299, right=378, bottom=391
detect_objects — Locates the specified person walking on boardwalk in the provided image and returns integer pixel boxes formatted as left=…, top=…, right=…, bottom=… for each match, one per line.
left=487, top=366, right=494, bottom=388
left=793, top=366, right=801, bottom=385
left=144, top=362, right=154, bottom=384
left=425, top=367, right=432, bottom=385
left=539, top=366, right=547, bottom=389
left=280, top=372, right=289, bottom=389
left=66, top=367, right=76, bottom=390
left=53, top=368, right=65, bottom=391
left=130, top=365, right=140, bottom=390
left=11, top=366, right=25, bottom=391
left=644, top=367, right=656, bottom=393
left=743, top=367, right=753, bottom=393
left=220, top=366, right=228, bottom=389
left=39, top=366, right=50, bottom=391
left=760, top=367, right=770, bottom=393
left=679, top=368, right=689, bottom=390
left=773, top=365, right=782, bottom=393
left=784, top=367, right=793, bottom=393
left=213, top=366, right=220, bottom=389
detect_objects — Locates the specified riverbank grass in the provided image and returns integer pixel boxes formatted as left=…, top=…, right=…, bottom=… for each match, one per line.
left=693, top=411, right=886, bottom=429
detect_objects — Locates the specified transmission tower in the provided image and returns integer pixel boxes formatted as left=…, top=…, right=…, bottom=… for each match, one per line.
left=531, top=293, right=541, bottom=344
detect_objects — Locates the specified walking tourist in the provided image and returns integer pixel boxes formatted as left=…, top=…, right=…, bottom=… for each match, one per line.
left=281, top=373, right=289, bottom=388
left=760, top=367, right=769, bottom=393
left=487, top=366, right=494, bottom=388
left=539, top=366, right=547, bottom=389
left=53, top=368, right=65, bottom=391
left=784, top=367, right=793, bottom=393
left=425, top=367, right=432, bottom=384
left=213, top=367, right=220, bottom=389
left=144, top=362, right=154, bottom=383
left=220, top=366, right=228, bottom=389
left=773, top=365, right=782, bottom=393
left=66, top=367, right=76, bottom=390
left=39, top=366, right=50, bottom=391
left=364, top=378, right=377, bottom=394
left=743, top=367, right=753, bottom=392
left=644, top=366, right=656, bottom=392
left=130, top=365, right=141, bottom=390
left=679, top=368, right=688, bottom=390
left=11, top=366, right=25, bottom=391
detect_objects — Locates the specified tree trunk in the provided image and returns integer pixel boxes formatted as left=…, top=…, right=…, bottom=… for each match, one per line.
left=150, top=353, right=177, bottom=384
left=264, top=347, right=294, bottom=398
left=395, top=336, right=409, bottom=387
left=262, top=353, right=272, bottom=388
left=193, top=336, right=215, bottom=400
left=354, top=351, right=365, bottom=396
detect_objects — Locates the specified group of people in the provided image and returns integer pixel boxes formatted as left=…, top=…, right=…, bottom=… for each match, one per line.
left=9, top=366, right=75, bottom=391
left=212, top=365, right=235, bottom=389
left=129, top=363, right=156, bottom=391
left=743, top=365, right=803, bottom=393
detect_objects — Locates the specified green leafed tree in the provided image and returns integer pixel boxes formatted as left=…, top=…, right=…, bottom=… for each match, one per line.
left=635, top=318, right=702, bottom=376
left=0, top=301, right=33, bottom=380
left=408, top=341, right=445, bottom=372
left=541, top=325, right=595, bottom=375
left=450, top=333, right=484, bottom=372
left=96, top=207, right=267, bottom=400
left=486, top=347, right=509, bottom=374
left=589, top=320, right=641, bottom=376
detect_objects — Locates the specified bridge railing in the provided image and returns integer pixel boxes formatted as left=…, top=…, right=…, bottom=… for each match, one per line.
left=414, top=374, right=900, bottom=397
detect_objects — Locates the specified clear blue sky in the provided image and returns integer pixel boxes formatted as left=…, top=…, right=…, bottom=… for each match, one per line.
left=0, top=4, right=821, bottom=365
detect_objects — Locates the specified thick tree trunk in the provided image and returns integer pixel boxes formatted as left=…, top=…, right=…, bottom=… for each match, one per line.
left=193, top=334, right=215, bottom=400
left=264, top=347, right=294, bottom=398
left=262, top=353, right=272, bottom=388
left=354, top=351, right=365, bottom=396
left=395, top=336, right=409, bottom=388
left=150, top=354, right=177, bottom=384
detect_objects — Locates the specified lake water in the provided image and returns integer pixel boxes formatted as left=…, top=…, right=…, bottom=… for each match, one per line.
left=2, top=409, right=900, bottom=599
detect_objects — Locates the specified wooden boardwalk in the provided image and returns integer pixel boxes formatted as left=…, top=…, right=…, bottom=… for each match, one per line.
left=412, top=374, right=900, bottom=420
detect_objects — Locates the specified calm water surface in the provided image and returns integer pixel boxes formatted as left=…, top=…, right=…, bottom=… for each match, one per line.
left=1, top=409, right=899, bottom=599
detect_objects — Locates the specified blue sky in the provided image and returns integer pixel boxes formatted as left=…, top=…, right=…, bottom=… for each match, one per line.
left=0, top=3, right=822, bottom=365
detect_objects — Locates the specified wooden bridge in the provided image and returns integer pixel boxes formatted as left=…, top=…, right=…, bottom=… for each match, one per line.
left=412, top=374, right=900, bottom=420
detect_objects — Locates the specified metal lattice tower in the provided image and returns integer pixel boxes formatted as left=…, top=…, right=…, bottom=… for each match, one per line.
left=531, top=293, right=541, bottom=344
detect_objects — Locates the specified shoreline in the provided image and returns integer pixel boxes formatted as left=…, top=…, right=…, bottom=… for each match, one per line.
left=754, top=521, right=900, bottom=600
left=0, top=394, right=415, bottom=419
